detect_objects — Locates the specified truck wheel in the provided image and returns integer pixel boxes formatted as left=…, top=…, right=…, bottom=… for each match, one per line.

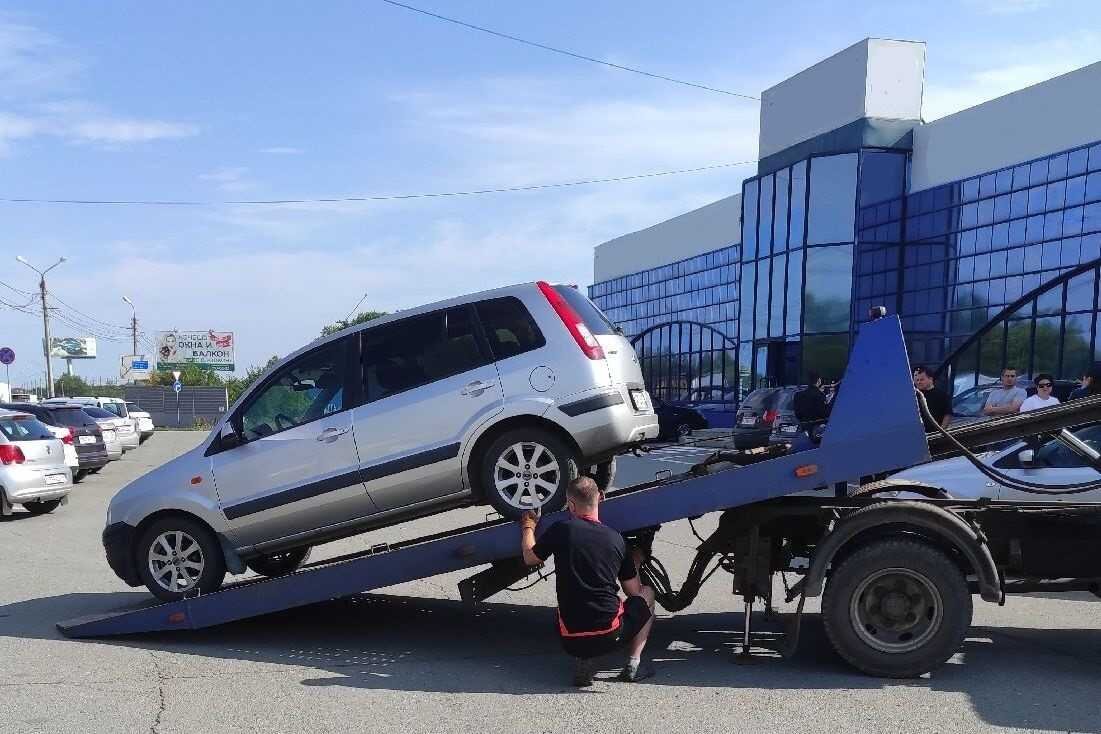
left=136, top=516, right=226, bottom=602
left=246, top=547, right=311, bottom=577
left=24, top=499, right=63, bottom=515
left=822, top=538, right=972, bottom=678
left=481, top=429, right=578, bottom=519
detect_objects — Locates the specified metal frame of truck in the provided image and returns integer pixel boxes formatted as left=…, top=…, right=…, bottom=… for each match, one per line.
left=58, top=316, right=1101, bottom=679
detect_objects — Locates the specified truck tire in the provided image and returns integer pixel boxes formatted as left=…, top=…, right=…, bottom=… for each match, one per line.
left=136, top=516, right=226, bottom=602
left=246, top=547, right=312, bottom=577
left=822, top=538, right=972, bottom=678
left=481, top=429, right=578, bottom=519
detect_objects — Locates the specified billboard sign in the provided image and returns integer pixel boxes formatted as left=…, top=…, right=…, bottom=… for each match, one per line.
left=49, top=337, right=97, bottom=359
left=156, top=330, right=235, bottom=372
left=121, top=354, right=152, bottom=382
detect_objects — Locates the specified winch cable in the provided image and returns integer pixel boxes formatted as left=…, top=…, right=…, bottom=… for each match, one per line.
left=916, top=389, right=1101, bottom=495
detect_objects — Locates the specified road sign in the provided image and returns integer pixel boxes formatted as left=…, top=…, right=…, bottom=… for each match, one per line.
left=0, top=347, right=14, bottom=365
left=173, top=381, right=182, bottom=394
left=172, top=370, right=181, bottom=381
left=133, top=360, right=149, bottom=370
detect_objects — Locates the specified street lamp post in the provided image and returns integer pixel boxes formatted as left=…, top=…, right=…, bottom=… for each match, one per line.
left=122, top=296, right=138, bottom=357
left=16, top=255, right=66, bottom=398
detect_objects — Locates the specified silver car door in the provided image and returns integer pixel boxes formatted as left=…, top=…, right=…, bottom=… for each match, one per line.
left=352, top=305, right=503, bottom=512
left=210, top=337, right=377, bottom=546
left=995, top=425, right=1101, bottom=502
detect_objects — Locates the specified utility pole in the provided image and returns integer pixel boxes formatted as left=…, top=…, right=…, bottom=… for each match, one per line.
left=122, top=296, right=138, bottom=356
left=16, top=256, right=66, bottom=398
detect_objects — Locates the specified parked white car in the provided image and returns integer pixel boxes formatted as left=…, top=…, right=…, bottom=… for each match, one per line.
left=0, top=408, right=73, bottom=515
left=125, top=402, right=155, bottom=442
left=891, top=424, right=1101, bottom=501
left=79, top=405, right=125, bottom=462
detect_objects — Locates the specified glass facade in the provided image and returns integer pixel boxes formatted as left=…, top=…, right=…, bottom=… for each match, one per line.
left=591, top=135, right=1101, bottom=418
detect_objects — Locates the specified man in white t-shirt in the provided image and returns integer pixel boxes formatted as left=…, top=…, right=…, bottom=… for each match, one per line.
left=1020, top=374, right=1060, bottom=412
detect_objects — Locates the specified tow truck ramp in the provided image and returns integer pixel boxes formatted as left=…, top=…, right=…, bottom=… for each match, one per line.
left=57, top=316, right=933, bottom=638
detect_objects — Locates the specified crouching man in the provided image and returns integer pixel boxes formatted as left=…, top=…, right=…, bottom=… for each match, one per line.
left=520, top=476, right=656, bottom=686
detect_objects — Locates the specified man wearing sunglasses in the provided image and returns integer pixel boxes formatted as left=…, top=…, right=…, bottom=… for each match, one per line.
left=520, top=476, right=656, bottom=687
left=1020, top=374, right=1061, bottom=412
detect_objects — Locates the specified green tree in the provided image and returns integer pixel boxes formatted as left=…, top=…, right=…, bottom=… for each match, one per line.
left=54, top=374, right=91, bottom=398
left=225, top=355, right=280, bottom=405
left=148, top=363, right=224, bottom=387
left=320, top=310, right=386, bottom=337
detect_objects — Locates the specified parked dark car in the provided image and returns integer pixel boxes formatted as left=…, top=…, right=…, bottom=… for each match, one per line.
left=733, top=387, right=801, bottom=449
left=0, top=402, right=109, bottom=480
left=652, top=398, right=709, bottom=440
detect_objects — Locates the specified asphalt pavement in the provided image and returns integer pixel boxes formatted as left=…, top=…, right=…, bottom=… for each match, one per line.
left=1, top=432, right=1098, bottom=734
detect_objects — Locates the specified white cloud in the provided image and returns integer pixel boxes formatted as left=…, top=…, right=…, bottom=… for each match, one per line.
left=0, top=16, right=82, bottom=95
left=68, top=116, right=198, bottom=144
left=258, top=146, right=303, bottom=155
left=965, top=0, right=1051, bottom=14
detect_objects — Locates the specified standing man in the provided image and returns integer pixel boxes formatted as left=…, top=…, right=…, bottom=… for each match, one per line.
left=913, top=366, right=952, bottom=431
left=520, top=476, right=656, bottom=687
left=793, top=371, right=830, bottom=431
left=982, top=367, right=1027, bottom=416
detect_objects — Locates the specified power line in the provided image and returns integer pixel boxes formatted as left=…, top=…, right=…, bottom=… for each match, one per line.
left=0, top=160, right=757, bottom=207
left=379, top=0, right=759, bottom=101
left=47, top=293, right=131, bottom=331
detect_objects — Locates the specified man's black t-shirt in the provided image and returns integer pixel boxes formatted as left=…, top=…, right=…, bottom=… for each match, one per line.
left=532, top=516, right=636, bottom=635
left=793, top=386, right=829, bottom=426
left=919, top=386, right=951, bottom=431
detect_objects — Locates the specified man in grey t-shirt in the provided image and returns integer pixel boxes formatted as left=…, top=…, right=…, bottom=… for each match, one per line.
left=983, top=367, right=1027, bottom=416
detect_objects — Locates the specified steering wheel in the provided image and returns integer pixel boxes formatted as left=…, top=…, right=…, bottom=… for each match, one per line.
left=274, top=413, right=295, bottom=431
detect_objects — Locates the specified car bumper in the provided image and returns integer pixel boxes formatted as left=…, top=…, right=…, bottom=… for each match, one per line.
left=103, top=522, right=141, bottom=586
left=554, top=387, right=660, bottom=459
left=1, top=465, right=73, bottom=503
left=118, top=431, right=140, bottom=450
left=137, top=419, right=155, bottom=436
left=75, top=448, right=110, bottom=470
left=105, top=439, right=124, bottom=459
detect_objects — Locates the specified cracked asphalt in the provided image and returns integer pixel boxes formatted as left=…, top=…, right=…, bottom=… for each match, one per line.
left=1, top=431, right=1099, bottom=734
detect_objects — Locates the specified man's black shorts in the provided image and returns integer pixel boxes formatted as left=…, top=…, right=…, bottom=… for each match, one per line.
left=560, top=595, right=651, bottom=660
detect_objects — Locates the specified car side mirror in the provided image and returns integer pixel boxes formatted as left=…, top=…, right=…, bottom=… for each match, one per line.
left=219, top=422, right=241, bottom=450
left=1019, top=449, right=1036, bottom=467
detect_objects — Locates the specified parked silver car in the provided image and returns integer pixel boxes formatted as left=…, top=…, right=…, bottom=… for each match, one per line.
left=78, top=405, right=124, bottom=462
left=104, top=282, right=658, bottom=600
left=0, top=408, right=73, bottom=515
left=126, top=402, right=155, bottom=442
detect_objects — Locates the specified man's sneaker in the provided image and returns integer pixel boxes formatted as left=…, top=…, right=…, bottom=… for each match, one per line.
left=617, top=659, right=655, bottom=682
left=572, top=658, right=598, bottom=687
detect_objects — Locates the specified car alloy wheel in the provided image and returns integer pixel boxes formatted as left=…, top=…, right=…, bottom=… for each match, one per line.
left=147, top=530, right=206, bottom=594
left=493, top=441, right=564, bottom=510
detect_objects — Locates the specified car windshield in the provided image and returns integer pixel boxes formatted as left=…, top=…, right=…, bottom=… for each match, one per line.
left=0, top=415, right=54, bottom=441
left=126, top=403, right=141, bottom=412
left=1035, top=424, right=1101, bottom=467
left=739, top=389, right=781, bottom=411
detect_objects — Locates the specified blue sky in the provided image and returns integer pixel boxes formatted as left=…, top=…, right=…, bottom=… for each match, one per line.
left=1, top=0, right=1099, bottom=383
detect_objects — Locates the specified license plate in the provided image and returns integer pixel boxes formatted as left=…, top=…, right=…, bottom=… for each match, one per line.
left=781, top=425, right=799, bottom=434
left=45, top=474, right=66, bottom=486
left=78, top=435, right=95, bottom=445
left=740, top=416, right=757, bottom=426
left=629, top=390, right=651, bottom=412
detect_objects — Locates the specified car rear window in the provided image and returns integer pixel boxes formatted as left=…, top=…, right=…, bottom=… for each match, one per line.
left=102, top=402, right=127, bottom=417
left=476, top=297, right=545, bottom=359
left=740, top=389, right=781, bottom=410
left=0, top=415, right=55, bottom=441
left=83, top=406, right=116, bottom=419
left=552, top=285, right=616, bottom=336
left=50, top=407, right=99, bottom=427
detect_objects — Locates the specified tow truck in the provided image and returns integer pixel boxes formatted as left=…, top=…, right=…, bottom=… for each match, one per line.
left=58, top=316, right=1101, bottom=678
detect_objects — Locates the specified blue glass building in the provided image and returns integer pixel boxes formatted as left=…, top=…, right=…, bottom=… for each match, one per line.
left=590, top=39, right=1101, bottom=424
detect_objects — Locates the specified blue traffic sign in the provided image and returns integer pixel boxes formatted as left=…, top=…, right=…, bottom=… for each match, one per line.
left=132, top=360, right=149, bottom=370
left=173, top=381, right=182, bottom=393
left=0, top=347, right=14, bottom=365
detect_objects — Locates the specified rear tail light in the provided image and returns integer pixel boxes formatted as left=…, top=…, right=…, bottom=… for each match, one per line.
left=762, top=409, right=779, bottom=427
left=0, top=445, right=26, bottom=465
left=536, top=281, right=604, bottom=360
left=62, top=428, right=74, bottom=445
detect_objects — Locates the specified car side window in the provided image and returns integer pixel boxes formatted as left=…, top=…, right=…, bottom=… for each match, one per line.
left=362, top=307, right=490, bottom=402
left=240, top=341, right=348, bottom=441
left=475, top=297, right=545, bottom=360
left=1035, top=424, right=1101, bottom=467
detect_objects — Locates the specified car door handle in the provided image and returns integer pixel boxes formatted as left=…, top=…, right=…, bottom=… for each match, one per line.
left=317, top=426, right=349, bottom=442
left=461, top=380, right=497, bottom=396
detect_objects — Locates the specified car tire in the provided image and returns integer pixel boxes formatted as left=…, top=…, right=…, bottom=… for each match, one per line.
left=588, top=458, right=616, bottom=491
left=89, top=467, right=102, bottom=475
left=73, top=470, right=86, bottom=483
left=676, top=423, right=693, bottom=439
left=246, top=547, right=312, bottom=577
left=481, top=429, right=579, bottom=519
left=822, top=538, right=972, bottom=678
left=23, top=499, right=62, bottom=515
left=136, top=516, right=227, bottom=602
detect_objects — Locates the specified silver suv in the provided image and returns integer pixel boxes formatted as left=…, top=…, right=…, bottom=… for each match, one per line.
left=104, top=282, right=657, bottom=600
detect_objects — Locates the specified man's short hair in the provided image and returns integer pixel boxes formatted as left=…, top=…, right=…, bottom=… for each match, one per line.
left=1003, top=366, right=1017, bottom=375
left=567, top=476, right=601, bottom=506
left=913, top=365, right=930, bottom=376
left=806, top=370, right=821, bottom=386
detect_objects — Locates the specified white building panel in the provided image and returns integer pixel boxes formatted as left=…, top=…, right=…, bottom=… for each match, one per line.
left=911, top=61, right=1101, bottom=192
left=593, top=194, right=741, bottom=282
